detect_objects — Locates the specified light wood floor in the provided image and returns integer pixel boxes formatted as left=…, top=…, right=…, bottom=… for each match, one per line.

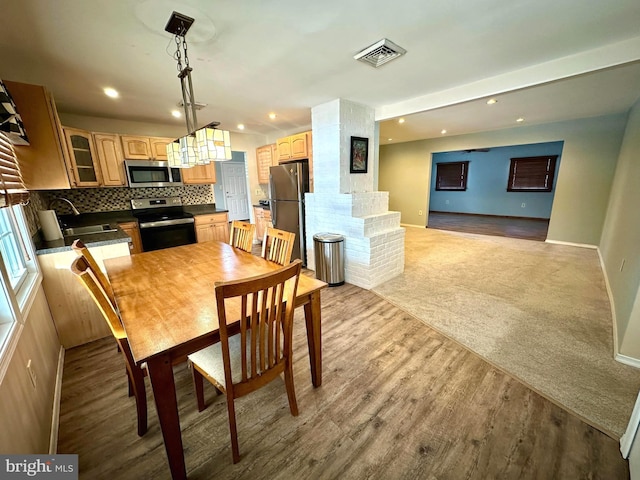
left=428, top=212, right=550, bottom=241
left=57, top=280, right=628, bottom=479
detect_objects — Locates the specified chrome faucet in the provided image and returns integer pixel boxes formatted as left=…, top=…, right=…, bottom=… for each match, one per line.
left=48, top=197, right=81, bottom=216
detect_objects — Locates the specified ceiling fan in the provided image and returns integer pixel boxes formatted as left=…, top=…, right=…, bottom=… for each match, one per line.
left=464, top=148, right=491, bottom=153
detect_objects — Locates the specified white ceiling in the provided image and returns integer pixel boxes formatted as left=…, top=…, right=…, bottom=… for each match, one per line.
left=1, top=0, right=639, bottom=144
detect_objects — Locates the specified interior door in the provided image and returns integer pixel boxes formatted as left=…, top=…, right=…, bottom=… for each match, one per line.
left=221, top=161, right=250, bottom=221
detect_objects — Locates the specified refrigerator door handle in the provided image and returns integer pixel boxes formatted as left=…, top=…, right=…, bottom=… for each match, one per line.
left=271, top=200, right=277, bottom=226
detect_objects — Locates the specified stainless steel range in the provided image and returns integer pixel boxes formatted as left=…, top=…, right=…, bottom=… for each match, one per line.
left=131, top=197, right=196, bottom=252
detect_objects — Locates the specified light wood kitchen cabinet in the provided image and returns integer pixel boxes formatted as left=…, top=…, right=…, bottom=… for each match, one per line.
left=120, top=135, right=152, bottom=159
left=63, top=127, right=102, bottom=187
left=118, top=221, right=143, bottom=254
left=182, top=163, right=217, bottom=184
left=254, top=206, right=272, bottom=243
left=93, top=133, right=126, bottom=186
left=277, top=131, right=311, bottom=163
left=39, top=242, right=131, bottom=348
left=3, top=80, right=72, bottom=190
left=121, top=135, right=174, bottom=160
left=195, top=212, right=229, bottom=243
left=256, top=143, right=277, bottom=184
left=150, top=137, right=175, bottom=160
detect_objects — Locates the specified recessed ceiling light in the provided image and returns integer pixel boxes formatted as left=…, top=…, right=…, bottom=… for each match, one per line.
left=398, top=118, right=405, bottom=124
left=237, top=124, right=245, bottom=130
left=171, top=110, right=181, bottom=118
left=388, top=138, right=393, bottom=141
left=104, top=88, right=119, bottom=98
left=268, top=113, right=277, bottom=120
left=516, top=117, right=525, bottom=123
left=441, top=129, right=447, bottom=134
left=486, top=98, right=497, bottom=105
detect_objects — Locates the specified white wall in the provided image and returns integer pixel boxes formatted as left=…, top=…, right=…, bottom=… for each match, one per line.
left=631, top=435, right=640, bottom=479
left=0, top=287, right=61, bottom=453
left=600, top=99, right=640, bottom=357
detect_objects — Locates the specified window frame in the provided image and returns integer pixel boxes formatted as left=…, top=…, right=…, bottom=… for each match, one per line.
left=507, top=156, right=558, bottom=193
left=0, top=204, right=42, bottom=380
left=0, top=207, right=28, bottom=292
left=435, top=161, right=469, bottom=191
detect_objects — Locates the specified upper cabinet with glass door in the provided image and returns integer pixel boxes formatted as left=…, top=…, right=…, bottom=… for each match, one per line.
left=63, top=127, right=102, bottom=187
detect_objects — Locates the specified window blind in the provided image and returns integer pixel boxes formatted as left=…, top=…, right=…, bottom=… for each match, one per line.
left=436, top=161, right=469, bottom=191
left=507, top=156, right=558, bottom=192
left=0, top=132, right=29, bottom=207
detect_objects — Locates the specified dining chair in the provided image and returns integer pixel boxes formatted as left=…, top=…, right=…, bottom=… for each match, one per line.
left=70, top=255, right=148, bottom=437
left=72, top=238, right=129, bottom=354
left=188, top=259, right=303, bottom=464
left=229, top=220, right=256, bottom=253
left=261, top=227, right=295, bottom=265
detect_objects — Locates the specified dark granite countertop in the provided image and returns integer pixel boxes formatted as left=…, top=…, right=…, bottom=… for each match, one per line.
left=58, top=210, right=137, bottom=227
left=183, top=204, right=229, bottom=215
left=35, top=210, right=135, bottom=255
left=253, top=204, right=270, bottom=210
left=34, top=206, right=228, bottom=255
left=34, top=228, right=131, bottom=255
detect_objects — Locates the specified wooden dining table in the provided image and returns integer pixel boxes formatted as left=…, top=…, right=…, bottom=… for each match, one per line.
left=104, top=241, right=327, bottom=480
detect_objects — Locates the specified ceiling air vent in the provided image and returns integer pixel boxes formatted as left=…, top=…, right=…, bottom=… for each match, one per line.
left=354, top=38, right=406, bottom=68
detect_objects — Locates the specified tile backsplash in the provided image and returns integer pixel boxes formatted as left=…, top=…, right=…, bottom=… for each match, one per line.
left=26, top=185, right=215, bottom=234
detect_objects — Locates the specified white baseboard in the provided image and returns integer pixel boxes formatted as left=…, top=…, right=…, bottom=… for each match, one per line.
left=49, top=346, right=65, bottom=455
left=597, top=247, right=621, bottom=356
left=545, top=239, right=598, bottom=249
left=616, top=354, right=640, bottom=369
left=400, top=223, right=426, bottom=229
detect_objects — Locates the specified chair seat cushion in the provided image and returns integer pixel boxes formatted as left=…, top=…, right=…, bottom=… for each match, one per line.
left=188, top=334, right=248, bottom=389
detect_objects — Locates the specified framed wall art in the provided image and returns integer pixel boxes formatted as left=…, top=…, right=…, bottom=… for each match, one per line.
left=350, top=136, right=368, bottom=174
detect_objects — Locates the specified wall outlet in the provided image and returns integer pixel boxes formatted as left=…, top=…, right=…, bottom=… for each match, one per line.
left=27, top=359, right=37, bottom=389
left=418, top=210, right=423, bottom=216
left=521, top=203, right=526, bottom=208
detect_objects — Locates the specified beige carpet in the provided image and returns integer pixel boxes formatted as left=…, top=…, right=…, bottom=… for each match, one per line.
left=372, top=226, right=640, bottom=439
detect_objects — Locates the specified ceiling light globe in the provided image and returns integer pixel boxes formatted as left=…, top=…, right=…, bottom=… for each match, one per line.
left=104, top=88, right=119, bottom=98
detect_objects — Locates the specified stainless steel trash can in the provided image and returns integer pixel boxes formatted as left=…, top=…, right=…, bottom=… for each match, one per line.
left=313, top=233, right=345, bottom=286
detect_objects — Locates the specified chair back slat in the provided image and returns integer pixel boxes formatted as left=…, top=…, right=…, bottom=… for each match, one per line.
left=229, top=221, right=256, bottom=253
left=261, top=227, right=295, bottom=265
left=70, top=256, right=126, bottom=340
left=215, top=259, right=301, bottom=390
left=72, top=239, right=117, bottom=306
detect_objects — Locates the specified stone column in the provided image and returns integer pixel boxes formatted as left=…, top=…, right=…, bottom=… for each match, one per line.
left=305, top=99, right=404, bottom=289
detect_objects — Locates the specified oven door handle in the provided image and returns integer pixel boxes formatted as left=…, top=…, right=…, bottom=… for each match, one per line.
left=138, top=218, right=195, bottom=229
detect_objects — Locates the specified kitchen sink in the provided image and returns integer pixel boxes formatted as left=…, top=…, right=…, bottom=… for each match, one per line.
left=63, top=224, right=117, bottom=236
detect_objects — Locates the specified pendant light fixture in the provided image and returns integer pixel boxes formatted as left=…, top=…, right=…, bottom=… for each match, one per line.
left=164, top=11, right=232, bottom=167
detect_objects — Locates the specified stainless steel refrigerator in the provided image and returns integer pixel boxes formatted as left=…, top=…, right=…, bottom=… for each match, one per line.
left=268, top=160, right=310, bottom=265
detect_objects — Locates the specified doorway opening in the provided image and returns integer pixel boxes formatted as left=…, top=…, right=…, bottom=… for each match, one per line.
left=212, top=152, right=251, bottom=222
left=428, top=141, right=564, bottom=241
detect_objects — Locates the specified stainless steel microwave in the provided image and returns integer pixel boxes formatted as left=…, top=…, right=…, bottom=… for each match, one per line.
left=124, top=160, right=183, bottom=188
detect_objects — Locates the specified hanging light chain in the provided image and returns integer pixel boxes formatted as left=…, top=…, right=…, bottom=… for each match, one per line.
left=173, top=29, right=197, bottom=134
left=182, top=35, right=190, bottom=68
left=174, top=34, right=183, bottom=74
left=173, top=32, right=190, bottom=72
